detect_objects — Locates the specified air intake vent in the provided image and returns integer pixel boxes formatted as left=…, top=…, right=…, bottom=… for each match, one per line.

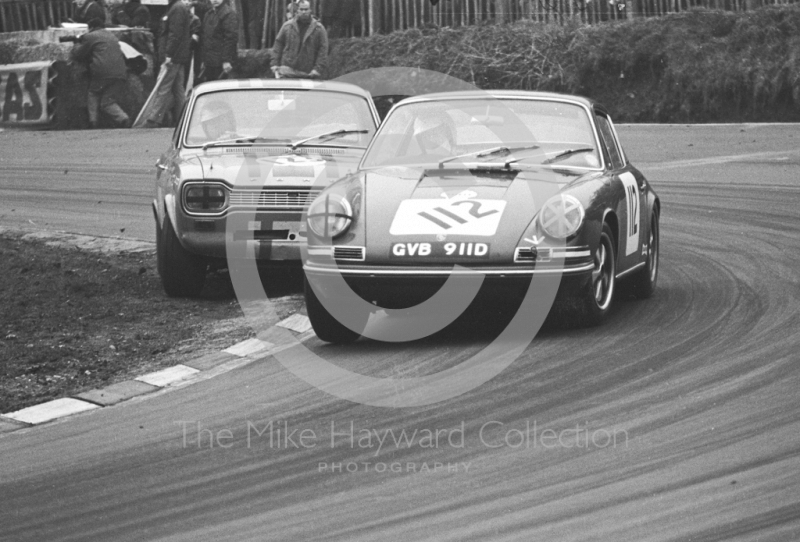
left=333, top=246, right=365, bottom=261
left=229, top=189, right=321, bottom=209
left=224, top=147, right=345, bottom=155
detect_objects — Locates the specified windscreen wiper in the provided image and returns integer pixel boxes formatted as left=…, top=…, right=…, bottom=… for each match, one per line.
left=202, top=137, right=288, bottom=150
left=290, top=129, right=369, bottom=149
left=541, top=147, right=595, bottom=165
left=438, top=144, right=539, bottom=169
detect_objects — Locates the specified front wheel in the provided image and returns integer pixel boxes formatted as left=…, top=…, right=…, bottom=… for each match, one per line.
left=304, top=277, right=365, bottom=344
left=156, top=215, right=206, bottom=297
left=628, top=208, right=659, bottom=299
left=579, top=223, right=617, bottom=326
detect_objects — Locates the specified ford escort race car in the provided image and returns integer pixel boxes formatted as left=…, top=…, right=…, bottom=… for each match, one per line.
left=153, top=79, right=381, bottom=297
left=302, top=91, right=660, bottom=343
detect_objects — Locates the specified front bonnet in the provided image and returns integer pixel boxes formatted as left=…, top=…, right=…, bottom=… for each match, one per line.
left=182, top=148, right=366, bottom=188
left=363, top=165, right=586, bottom=262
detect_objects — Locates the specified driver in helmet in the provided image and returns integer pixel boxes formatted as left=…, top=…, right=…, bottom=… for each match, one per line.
left=199, top=100, right=238, bottom=141
left=412, top=113, right=456, bottom=156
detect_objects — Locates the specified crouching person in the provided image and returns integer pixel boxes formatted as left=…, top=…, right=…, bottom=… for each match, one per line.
left=70, top=18, right=132, bottom=129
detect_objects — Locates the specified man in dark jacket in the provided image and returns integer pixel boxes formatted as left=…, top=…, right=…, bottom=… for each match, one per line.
left=145, top=0, right=192, bottom=127
left=199, top=0, right=238, bottom=82
left=112, top=0, right=151, bottom=27
left=270, top=0, right=327, bottom=79
left=73, top=0, right=106, bottom=24
left=70, top=18, right=131, bottom=128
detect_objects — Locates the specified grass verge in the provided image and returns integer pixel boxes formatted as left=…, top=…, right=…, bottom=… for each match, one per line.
left=0, top=230, right=305, bottom=414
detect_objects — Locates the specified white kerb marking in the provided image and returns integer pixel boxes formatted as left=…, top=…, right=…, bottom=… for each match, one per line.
left=276, top=314, right=313, bottom=334
left=135, top=365, right=200, bottom=387
left=3, top=398, right=99, bottom=425
left=224, top=338, right=273, bottom=357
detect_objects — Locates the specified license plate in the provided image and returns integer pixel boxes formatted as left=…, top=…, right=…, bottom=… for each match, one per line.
left=390, top=242, right=490, bottom=258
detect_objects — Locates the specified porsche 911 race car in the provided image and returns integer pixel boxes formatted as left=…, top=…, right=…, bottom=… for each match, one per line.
left=153, top=79, right=381, bottom=297
left=303, top=91, right=660, bottom=343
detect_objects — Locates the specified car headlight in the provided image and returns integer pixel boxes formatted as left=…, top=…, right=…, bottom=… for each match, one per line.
left=539, top=194, right=585, bottom=238
left=184, top=184, right=227, bottom=213
left=307, top=193, right=353, bottom=238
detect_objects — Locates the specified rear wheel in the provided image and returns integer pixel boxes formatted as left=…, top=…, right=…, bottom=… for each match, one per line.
left=304, top=277, right=365, bottom=344
left=579, top=223, right=617, bottom=326
left=157, top=215, right=206, bottom=297
left=628, top=208, right=659, bottom=299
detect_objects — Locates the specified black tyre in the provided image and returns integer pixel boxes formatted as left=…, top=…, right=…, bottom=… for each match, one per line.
left=156, top=215, right=206, bottom=297
left=580, top=223, right=617, bottom=326
left=304, top=277, right=365, bottom=344
left=628, top=208, right=659, bottom=299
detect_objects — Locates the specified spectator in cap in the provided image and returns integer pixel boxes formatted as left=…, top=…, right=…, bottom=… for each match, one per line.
left=70, top=17, right=131, bottom=128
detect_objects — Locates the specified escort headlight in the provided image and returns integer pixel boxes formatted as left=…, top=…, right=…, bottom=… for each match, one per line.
left=307, top=193, right=353, bottom=238
left=184, top=184, right=227, bottom=213
left=539, top=194, right=585, bottom=238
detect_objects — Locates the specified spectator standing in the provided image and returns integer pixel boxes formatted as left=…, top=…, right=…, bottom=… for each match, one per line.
left=285, top=2, right=296, bottom=21
left=112, top=0, right=151, bottom=27
left=270, top=0, right=327, bottom=79
left=145, top=0, right=192, bottom=127
left=73, top=0, right=106, bottom=24
left=70, top=18, right=131, bottom=128
left=199, top=0, right=238, bottom=82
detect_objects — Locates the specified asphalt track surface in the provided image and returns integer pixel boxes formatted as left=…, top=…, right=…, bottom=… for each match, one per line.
left=1, top=125, right=799, bottom=541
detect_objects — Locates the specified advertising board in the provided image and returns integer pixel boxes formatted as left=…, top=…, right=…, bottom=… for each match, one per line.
left=0, top=61, right=52, bottom=125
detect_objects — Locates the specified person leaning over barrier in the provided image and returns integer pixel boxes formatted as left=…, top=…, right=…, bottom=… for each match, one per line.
left=70, top=18, right=131, bottom=129
left=270, top=0, right=328, bottom=79
left=199, top=0, right=238, bottom=82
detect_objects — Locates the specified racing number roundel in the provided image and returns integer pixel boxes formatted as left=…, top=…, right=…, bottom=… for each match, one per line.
left=619, top=172, right=640, bottom=256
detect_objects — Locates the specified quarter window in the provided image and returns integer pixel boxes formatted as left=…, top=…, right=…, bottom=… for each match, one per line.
left=595, top=114, right=624, bottom=170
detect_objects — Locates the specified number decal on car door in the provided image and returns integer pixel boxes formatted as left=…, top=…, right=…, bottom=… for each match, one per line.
left=619, top=172, right=640, bottom=256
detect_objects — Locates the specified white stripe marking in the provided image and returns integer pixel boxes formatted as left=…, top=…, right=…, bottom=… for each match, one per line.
left=135, top=365, right=200, bottom=387
left=3, top=398, right=99, bottom=425
left=224, top=338, right=273, bottom=357
left=642, top=149, right=800, bottom=171
left=277, top=314, right=313, bottom=334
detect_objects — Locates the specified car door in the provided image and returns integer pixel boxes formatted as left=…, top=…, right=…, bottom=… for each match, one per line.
left=594, top=110, right=646, bottom=273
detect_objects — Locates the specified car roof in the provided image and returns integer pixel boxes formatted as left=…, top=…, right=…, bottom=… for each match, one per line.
left=192, top=79, right=374, bottom=99
left=397, top=90, right=600, bottom=110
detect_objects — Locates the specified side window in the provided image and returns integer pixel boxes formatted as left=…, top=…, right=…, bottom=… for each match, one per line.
left=595, top=114, right=624, bottom=170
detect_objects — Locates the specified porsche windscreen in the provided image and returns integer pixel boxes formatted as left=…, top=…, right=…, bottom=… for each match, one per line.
left=361, top=98, right=602, bottom=170
left=184, top=90, right=376, bottom=148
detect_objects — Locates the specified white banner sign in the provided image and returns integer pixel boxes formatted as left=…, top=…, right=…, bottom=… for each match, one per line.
left=0, top=61, right=51, bottom=125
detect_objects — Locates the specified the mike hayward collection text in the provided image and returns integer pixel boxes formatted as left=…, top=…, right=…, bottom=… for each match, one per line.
left=177, top=420, right=629, bottom=453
